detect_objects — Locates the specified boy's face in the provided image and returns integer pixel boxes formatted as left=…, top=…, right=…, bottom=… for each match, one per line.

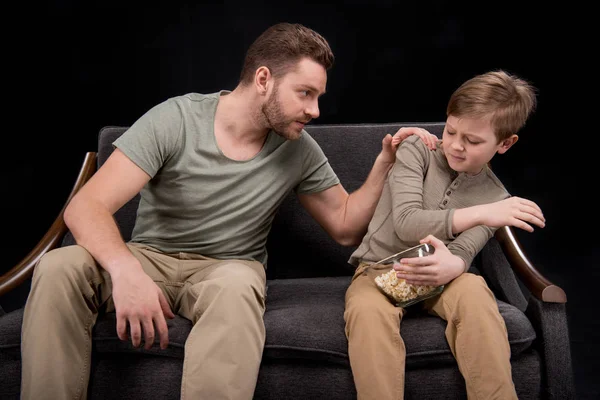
left=262, top=57, right=327, bottom=140
left=442, top=115, right=516, bottom=175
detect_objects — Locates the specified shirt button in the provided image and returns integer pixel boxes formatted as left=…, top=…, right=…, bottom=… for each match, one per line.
left=442, top=200, right=448, bottom=205
left=446, top=190, right=451, bottom=195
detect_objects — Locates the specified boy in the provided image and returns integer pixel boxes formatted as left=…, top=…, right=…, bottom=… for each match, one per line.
left=344, top=70, right=545, bottom=399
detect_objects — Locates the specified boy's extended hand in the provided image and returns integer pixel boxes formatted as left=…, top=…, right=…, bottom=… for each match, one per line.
left=393, top=235, right=464, bottom=286
left=478, top=196, right=545, bottom=232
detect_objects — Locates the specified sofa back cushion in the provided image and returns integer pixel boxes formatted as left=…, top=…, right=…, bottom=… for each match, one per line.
left=63, top=122, right=446, bottom=280
left=267, top=123, right=445, bottom=279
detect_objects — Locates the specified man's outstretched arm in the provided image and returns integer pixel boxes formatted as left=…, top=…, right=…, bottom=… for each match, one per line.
left=298, top=128, right=438, bottom=246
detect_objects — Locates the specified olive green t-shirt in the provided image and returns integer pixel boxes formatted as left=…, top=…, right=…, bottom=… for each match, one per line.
left=113, top=92, right=339, bottom=266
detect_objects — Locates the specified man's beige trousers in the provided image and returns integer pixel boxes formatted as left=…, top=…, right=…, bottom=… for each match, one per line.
left=21, top=243, right=266, bottom=400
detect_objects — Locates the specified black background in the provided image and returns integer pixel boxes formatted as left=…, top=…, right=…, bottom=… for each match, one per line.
left=4, top=1, right=597, bottom=398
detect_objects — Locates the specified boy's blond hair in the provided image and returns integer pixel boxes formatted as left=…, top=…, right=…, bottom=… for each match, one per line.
left=446, top=70, right=537, bottom=142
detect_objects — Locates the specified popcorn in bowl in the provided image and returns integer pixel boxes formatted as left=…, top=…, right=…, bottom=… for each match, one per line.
left=374, top=269, right=441, bottom=307
left=371, top=244, right=444, bottom=307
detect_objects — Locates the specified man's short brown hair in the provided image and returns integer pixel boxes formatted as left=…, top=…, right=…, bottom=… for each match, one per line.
left=239, top=23, right=334, bottom=85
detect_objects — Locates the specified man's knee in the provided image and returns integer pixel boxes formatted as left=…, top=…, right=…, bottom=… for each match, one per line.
left=187, top=262, right=266, bottom=311
left=214, top=261, right=265, bottom=295
left=34, top=245, right=96, bottom=283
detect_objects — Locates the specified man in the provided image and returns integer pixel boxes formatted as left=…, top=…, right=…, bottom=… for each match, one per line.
left=21, top=22, right=436, bottom=399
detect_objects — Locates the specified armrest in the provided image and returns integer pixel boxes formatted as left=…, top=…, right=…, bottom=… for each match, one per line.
left=0, top=152, right=97, bottom=297
left=494, top=226, right=567, bottom=303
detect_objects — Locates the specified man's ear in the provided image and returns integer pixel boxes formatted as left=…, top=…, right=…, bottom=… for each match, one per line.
left=497, top=134, right=519, bottom=154
left=255, top=66, right=271, bottom=96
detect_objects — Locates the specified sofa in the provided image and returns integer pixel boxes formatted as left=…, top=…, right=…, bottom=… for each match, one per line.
left=0, top=122, right=575, bottom=399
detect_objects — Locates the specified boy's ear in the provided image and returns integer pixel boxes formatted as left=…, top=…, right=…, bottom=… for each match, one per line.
left=497, top=134, right=519, bottom=154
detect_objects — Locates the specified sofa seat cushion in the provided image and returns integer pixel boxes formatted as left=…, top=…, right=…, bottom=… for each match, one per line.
left=262, top=276, right=536, bottom=368
left=0, top=308, right=23, bottom=358
left=0, top=277, right=536, bottom=369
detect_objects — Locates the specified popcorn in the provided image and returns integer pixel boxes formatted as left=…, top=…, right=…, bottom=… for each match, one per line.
left=374, top=268, right=437, bottom=305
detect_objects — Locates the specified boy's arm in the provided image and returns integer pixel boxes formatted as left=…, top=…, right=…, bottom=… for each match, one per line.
left=390, top=140, right=545, bottom=239
left=388, top=139, right=457, bottom=242
left=452, top=197, right=545, bottom=234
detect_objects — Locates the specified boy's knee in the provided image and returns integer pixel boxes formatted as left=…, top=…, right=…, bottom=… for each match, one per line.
left=446, top=273, right=497, bottom=309
left=345, top=294, right=397, bottom=327
left=450, top=273, right=490, bottom=294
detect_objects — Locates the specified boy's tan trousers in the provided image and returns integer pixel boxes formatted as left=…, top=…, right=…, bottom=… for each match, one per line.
left=344, top=263, right=518, bottom=400
left=21, top=243, right=267, bottom=400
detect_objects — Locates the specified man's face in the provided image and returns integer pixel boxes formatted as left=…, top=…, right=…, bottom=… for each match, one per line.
left=442, top=115, right=506, bottom=175
left=262, top=58, right=327, bottom=140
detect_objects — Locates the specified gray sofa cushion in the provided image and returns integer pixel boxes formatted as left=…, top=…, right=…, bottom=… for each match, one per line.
left=0, top=277, right=535, bottom=370
left=263, top=277, right=535, bottom=368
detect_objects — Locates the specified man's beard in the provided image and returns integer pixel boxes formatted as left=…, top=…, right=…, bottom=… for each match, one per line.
left=261, top=85, right=306, bottom=140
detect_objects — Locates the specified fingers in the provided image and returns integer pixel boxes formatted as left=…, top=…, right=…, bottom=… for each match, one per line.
left=154, top=314, right=170, bottom=350
left=516, top=196, right=543, bottom=212
left=516, top=211, right=545, bottom=229
left=419, top=234, right=443, bottom=248
left=116, top=314, right=128, bottom=341
left=429, top=133, right=439, bottom=148
left=390, top=128, right=439, bottom=150
left=513, top=197, right=545, bottom=219
left=519, top=205, right=545, bottom=227
left=398, top=274, right=438, bottom=286
left=510, top=196, right=546, bottom=230
left=394, top=259, right=437, bottom=276
left=120, top=314, right=165, bottom=350
left=142, top=318, right=155, bottom=350
left=155, top=292, right=172, bottom=349
left=159, top=291, right=175, bottom=319
left=129, top=318, right=142, bottom=348
left=391, top=130, right=405, bottom=147
left=422, top=133, right=438, bottom=150
left=382, top=133, right=393, bottom=145
left=396, top=257, right=429, bottom=267
left=512, top=220, right=534, bottom=233
left=395, top=267, right=438, bottom=285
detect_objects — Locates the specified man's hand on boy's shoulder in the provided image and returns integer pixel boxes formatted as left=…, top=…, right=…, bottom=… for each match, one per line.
left=378, top=127, right=439, bottom=165
left=391, top=127, right=438, bottom=150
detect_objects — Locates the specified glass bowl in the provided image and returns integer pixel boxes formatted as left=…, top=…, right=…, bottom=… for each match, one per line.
left=371, top=243, right=444, bottom=307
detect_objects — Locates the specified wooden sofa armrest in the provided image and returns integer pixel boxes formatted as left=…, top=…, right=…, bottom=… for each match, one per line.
left=0, top=152, right=97, bottom=297
left=494, top=226, right=567, bottom=303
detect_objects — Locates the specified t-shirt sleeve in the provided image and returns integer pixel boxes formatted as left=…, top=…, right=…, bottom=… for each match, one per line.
left=294, top=133, right=340, bottom=194
left=112, top=98, right=183, bottom=177
left=389, top=137, right=454, bottom=242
